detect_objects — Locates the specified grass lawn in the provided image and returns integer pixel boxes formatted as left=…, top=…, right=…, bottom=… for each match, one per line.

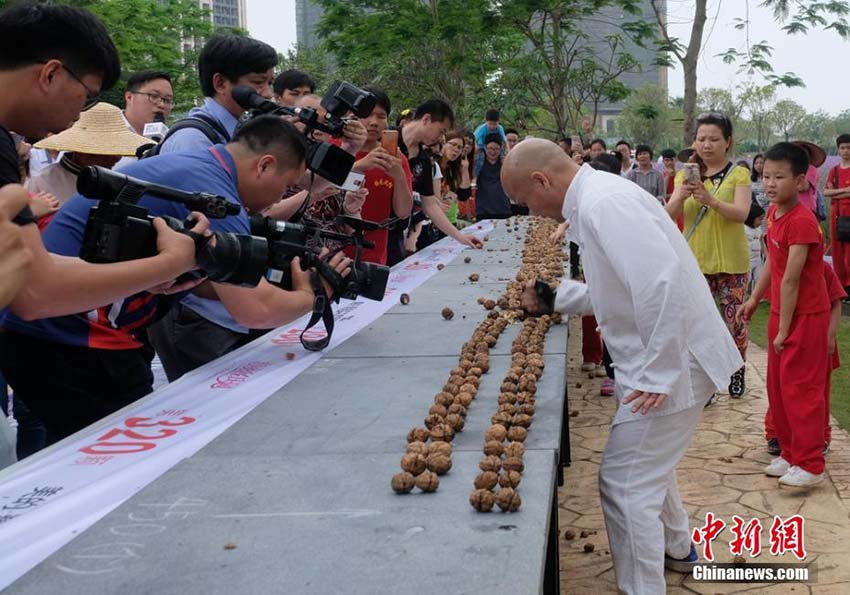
left=749, top=303, right=850, bottom=432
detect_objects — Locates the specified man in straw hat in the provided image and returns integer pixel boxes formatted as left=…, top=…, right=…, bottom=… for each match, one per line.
left=0, top=3, right=205, bottom=324
left=507, top=138, right=742, bottom=593
left=27, top=102, right=149, bottom=205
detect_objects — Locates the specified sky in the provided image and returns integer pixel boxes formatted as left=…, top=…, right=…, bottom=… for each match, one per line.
left=246, top=0, right=850, bottom=116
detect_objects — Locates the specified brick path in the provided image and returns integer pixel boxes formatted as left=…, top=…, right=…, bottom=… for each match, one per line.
left=558, top=318, right=850, bottom=593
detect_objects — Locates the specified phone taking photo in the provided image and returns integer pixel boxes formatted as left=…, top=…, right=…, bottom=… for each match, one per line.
left=683, top=163, right=701, bottom=185
left=340, top=171, right=366, bottom=192
left=381, top=130, right=399, bottom=155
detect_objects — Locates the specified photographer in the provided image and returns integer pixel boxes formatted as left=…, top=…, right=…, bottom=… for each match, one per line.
left=0, top=115, right=350, bottom=443
left=0, top=3, right=204, bottom=321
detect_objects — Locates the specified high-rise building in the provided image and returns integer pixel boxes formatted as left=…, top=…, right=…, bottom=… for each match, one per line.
left=296, top=0, right=324, bottom=48
left=199, top=0, right=247, bottom=30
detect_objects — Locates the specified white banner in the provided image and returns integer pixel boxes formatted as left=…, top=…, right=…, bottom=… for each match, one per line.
left=0, top=222, right=494, bottom=589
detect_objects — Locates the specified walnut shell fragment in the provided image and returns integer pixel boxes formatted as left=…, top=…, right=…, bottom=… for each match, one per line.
left=391, top=472, right=416, bottom=494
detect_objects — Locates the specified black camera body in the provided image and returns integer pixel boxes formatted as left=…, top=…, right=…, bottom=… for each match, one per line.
left=250, top=214, right=389, bottom=302
left=78, top=166, right=269, bottom=287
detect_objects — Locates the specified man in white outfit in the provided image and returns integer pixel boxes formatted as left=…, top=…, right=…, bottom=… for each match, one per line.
left=502, top=139, right=743, bottom=594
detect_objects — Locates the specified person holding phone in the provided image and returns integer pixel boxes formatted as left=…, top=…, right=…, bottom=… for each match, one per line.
left=666, top=112, right=752, bottom=399
left=348, top=87, right=413, bottom=265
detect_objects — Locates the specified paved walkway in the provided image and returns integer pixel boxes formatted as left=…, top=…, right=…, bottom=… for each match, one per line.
left=558, top=318, right=850, bottom=594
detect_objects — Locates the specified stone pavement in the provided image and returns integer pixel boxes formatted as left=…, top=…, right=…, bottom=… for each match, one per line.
left=558, top=318, right=850, bottom=594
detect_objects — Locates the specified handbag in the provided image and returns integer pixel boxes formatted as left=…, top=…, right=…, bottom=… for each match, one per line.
left=831, top=167, right=850, bottom=242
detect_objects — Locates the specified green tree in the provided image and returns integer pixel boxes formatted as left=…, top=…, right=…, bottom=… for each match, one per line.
left=797, top=110, right=837, bottom=152
left=650, top=0, right=850, bottom=145
left=696, top=87, right=745, bottom=123
left=740, top=84, right=776, bottom=151
left=617, top=84, right=672, bottom=148
left=772, top=99, right=807, bottom=142
left=279, top=44, right=338, bottom=94
left=316, top=0, right=519, bottom=124
left=497, top=0, right=655, bottom=138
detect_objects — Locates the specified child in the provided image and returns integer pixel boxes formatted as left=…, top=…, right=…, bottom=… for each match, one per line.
left=745, top=201, right=766, bottom=296
left=738, top=142, right=831, bottom=488
left=824, top=133, right=850, bottom=295
left=763, top=262, right=845, bottom=456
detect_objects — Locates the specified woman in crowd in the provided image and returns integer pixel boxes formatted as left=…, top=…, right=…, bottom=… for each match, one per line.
left=667, top=112, right=752, bottom=398
left=751, top=153, right=766, bottom=208
left=439, top=130, right=472, bottom=225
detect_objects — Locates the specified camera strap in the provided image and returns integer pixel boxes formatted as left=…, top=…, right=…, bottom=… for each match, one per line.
left=300, top=271, right=335, bottom=351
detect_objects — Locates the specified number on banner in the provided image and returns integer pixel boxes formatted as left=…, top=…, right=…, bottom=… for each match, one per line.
left=79, top=417, right=197, bottom=456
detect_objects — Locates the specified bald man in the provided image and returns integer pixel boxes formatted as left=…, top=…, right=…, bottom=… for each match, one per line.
left=504, top=139, right=742, bottom=594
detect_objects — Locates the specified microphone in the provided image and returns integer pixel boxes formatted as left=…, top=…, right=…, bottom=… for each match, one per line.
left=142, top=112, right=168, bottom=142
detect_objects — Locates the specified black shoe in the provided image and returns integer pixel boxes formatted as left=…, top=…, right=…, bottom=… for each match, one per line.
left=767, top=438, right=781, bottom=456
left=728, top=366, right=746, bottom=398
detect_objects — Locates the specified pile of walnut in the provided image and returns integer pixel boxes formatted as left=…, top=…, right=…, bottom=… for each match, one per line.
left=391, top=217, right=565, bottom=501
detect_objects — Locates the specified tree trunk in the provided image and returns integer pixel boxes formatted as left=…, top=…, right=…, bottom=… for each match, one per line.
left=681, top=0, right=708, bottom=146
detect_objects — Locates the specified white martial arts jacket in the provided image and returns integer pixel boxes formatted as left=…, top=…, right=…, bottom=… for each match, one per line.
left=555, top=164, right=743, bottom=425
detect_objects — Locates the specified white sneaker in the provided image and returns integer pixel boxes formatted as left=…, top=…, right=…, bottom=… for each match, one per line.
left=779, top=466, right=824, bottom=487
left=581, top=362, right=596, bottom=372
left=764, top=457, right=791, bottom=477
left=595, top=365, right=607, bottom=377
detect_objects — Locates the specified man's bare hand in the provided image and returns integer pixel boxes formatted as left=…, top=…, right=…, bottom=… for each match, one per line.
left=623, top=390, right=668, bottom=415
left=0, top=185, right=34, bottom=308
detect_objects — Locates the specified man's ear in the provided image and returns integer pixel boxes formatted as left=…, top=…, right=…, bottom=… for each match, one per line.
left=530, top=171, right=550, bottom=190
left=36, top=59, right=63, bottom=91
left=257, top=154, right=277, bottom=176
left=212, top=73, right=230, bottom=95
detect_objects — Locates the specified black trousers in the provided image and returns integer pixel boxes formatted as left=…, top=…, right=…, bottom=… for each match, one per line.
left=147, top=304, right=265, bottom=382
left=0, top=331, right=153, bottom=444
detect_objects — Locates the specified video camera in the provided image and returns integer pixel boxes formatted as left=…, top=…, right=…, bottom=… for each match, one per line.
left=77, top=166, right=269, bottom=287
left=231, top=81, right=377, bottom=186
left=250, top=213, right=389, bottom=302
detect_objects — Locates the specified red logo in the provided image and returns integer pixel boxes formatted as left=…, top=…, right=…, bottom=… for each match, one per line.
left=210, top=361, right=274, bottom=389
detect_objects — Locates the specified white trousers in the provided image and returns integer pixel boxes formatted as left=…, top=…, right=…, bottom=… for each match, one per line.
left=599, top=364, right=714, bottom=595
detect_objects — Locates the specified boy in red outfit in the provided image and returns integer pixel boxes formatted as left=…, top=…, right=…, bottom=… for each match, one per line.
left=824, top=133, right=850, bottom=293
left=762, top=262, right=845, bottom=454
left=738, top=142, right=831, bottom=488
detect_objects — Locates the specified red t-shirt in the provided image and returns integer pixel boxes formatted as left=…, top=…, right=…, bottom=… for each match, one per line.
left=349, top=151, right=412, bottom=265
left=824, top=262, right=846, bottom=370
left=766, top=202, right=830, bottom=315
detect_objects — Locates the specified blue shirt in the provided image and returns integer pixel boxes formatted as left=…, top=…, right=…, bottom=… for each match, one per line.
left=473, top=123, right=507, bottom=149
left=157, top=98, right=246, bottom=331
left=158, top=97, right=240, bottom=155
left=1, top=145, right=248, bottom=349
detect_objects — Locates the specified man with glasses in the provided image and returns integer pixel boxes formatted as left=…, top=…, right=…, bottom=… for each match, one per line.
left=123, top=70, right=174, bottom=135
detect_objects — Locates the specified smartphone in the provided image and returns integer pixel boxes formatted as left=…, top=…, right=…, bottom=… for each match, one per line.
left=340, top=171, right=366, bottom=192
left=683, top=163, right=701, bottom=185
left=381, top=129, right=399, bottom=155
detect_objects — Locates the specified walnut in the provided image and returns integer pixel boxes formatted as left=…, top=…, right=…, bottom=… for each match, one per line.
left=473, top=360, right=490, bottom=373
left=498, top=403, right=517, bottom=415
left=449, top=375, right=466, bottom=387
left=564, top=529, right=576, bottom=541
left=459, top=358, right=474, bottom=370
left=429, top=423, right=455, bottom=442
left=469, top=273, right=480, bottom=282
left=391, top=472, right=416, bottom=494
left=407, top=427, right=430, bottom=443
left=519, top=404, right=536, bottom=416
left=499, top=470, right=522, bottom=489
left=464, top=376, right=480, bottom=388
left=484, top=424, right=508, bottom=443
left=483, top=299, right=497, bottom=310
left=429, top=441, right=453, bottom=457
left=507, top=426, right=528, bottom=443
left=583, top=543, right=595, bottom=553
left=490, top=412, right=512, bottom=427
left=285, top=352, right=296, bottom=361
left=451, top=366, right=466, bottom=377
left=483, top=440, right=504, bottom=457
left=459, top=383, right=477, bottom=394
left=447, top=403, right=467, bottom=418
left=406, top=441, right=430, bottom=456
left=495, top=487, right=522, bottom=512
left=424, top=413, right=445, bottom=430
left=499, top=392, right=517, bottom=405
left=441, top=307, right=455, bottom=321
left=442, top=384, right=460, bottom=396
left=484, top=334, right=497, bottom=347
left=468, top=366, right=484, bottom=377
left=429, top=403, right=449, bottom=417
left=400, top=453, right=427, bottom=475
left=434, top=392, right=454, bottom=407
left=474, top=471, right=499, bottom=490
left=415, top=470, right=440, bottom=492
left=479, top=455, right=502, bottom=473
left=399, top=293, right=411, bottom=305
left=511, top=414, right=532, bottom=428
left=437, top=263, right=445, bottom=270
left=456, top=392, right=474, bottom=407
left=477, top=296, right=486, bottom=305
left=426, top=453, right=452, bottom=475
left=500, top=381, right=517, bottom=393
left=502, top=457, right=525, bottom=473
left=469, top=488, right=495, bottom=512
left=444, top=413, right=465, bottom=431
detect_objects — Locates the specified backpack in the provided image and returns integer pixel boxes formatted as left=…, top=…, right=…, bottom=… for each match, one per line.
left=139, top=113, right=231, bottom=159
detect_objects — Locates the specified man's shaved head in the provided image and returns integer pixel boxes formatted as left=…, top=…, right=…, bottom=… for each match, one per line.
left=501, top=137, right=579, bottom=220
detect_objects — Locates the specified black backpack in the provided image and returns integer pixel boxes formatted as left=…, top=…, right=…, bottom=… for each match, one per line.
left=138, top=113, right=231, bottom=159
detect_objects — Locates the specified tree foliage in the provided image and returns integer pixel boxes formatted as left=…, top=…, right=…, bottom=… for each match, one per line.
left=617, top=84, right=677, bottom=149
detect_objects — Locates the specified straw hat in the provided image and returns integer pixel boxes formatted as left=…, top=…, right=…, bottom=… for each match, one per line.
left=34, top=102, right=150, bottom=157
left=792, top=140, right=826, bottom=168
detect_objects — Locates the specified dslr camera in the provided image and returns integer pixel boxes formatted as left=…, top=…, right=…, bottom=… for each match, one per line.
left=77, top=166, right=269, bottom=287
left=231, top=81, right=377, bottom=186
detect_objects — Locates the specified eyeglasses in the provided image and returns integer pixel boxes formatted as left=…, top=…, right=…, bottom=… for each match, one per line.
left=131, top=91, right=175, bottom=107
left=38, top=61, right=100, bottom=110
